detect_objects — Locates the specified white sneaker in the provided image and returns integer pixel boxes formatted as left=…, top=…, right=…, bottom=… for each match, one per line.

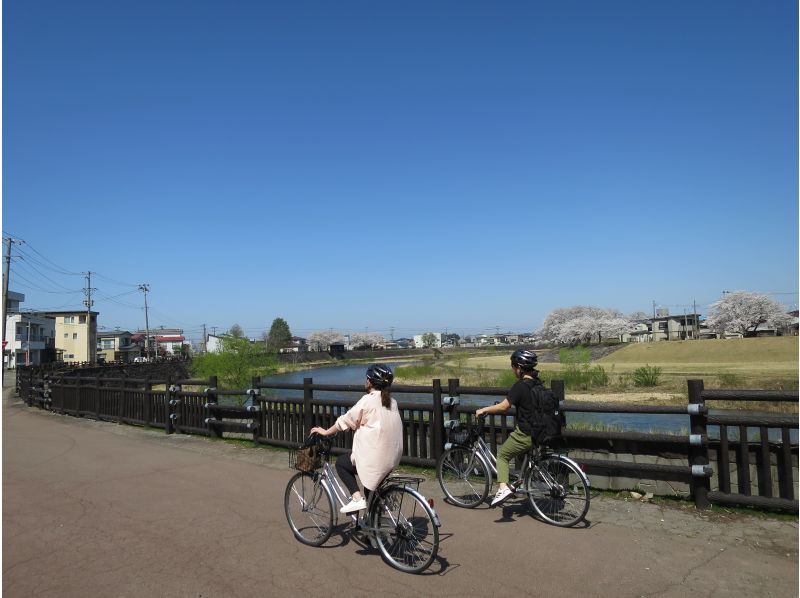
left=491, top=486, right=514, bottom=506
left=340, top=497, right=367, bottom=514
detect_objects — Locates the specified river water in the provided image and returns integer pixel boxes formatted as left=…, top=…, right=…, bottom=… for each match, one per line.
left=262, top=363, right=796, bottom=441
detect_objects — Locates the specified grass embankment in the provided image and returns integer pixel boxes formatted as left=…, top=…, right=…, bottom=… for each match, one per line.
left=394, top=337, right=799, bottom=412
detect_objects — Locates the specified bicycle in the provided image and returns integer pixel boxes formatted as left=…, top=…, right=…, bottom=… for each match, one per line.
left=284, top=434, right=441, bottom=574
left=436, top=417, right=590, bottom=527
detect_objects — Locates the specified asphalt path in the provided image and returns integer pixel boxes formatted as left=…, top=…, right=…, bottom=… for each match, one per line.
left=3, top=381, right=798, bottom=597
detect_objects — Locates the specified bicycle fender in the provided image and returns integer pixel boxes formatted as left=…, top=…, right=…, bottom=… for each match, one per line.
left=553, top=454, right=591, bottom=488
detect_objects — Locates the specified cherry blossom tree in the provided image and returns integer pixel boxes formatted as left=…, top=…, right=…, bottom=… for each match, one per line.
left=706, top=291, right=791, bottom=337
left=539, top=306, right=636, bottom=345
left=307, top=329, right=345, bottom=351
left=349, top=332, right=386, bottom=349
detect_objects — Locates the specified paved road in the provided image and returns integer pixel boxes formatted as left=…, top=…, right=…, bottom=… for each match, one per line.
left=3, top=381, right=798, bottom=597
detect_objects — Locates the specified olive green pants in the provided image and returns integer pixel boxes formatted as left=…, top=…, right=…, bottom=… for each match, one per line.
left=496, top=427, right=533, bottom=485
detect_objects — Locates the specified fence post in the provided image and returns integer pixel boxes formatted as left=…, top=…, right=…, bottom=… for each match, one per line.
left=165, top=376, right=174, bottom=435
left=447, top=379, right=460, bottom=422
left=144, top=376, right=152, bottom=426
left=95, top=376, right=101, bottom=419
left=688, top=379, right=710, bottom=509
left=206, top=376, right=220, bottom=438
left=250, top=375, right=260, bottom=443
left=432, top=379, right=444, bottom=462
left=303, top=377, right=313, bottom=436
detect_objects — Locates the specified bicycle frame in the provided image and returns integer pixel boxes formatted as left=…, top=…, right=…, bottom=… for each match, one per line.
left=318, top=460, right=362, bottom=526
left=316, top=459, right=442, bottom=531
left=452, top=429, right=588, bottom=495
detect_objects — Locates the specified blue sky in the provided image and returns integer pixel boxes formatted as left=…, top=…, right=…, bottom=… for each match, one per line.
left=3, top=1, right=798, bottom=344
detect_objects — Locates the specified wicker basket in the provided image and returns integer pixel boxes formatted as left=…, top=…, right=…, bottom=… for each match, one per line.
left=289, top=446, right=322, bottom=472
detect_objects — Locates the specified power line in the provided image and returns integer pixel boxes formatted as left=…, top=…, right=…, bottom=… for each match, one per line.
left=92, top=272, right=140, bottom=288
left=13, top=239, right=82, bottom=276
left=15, top=256, right=83, bottom=292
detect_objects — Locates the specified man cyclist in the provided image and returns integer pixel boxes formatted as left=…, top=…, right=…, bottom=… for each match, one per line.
left=475, top=349, right=542, bottom=506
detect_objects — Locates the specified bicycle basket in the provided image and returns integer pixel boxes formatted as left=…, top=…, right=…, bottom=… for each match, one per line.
left=448, top=427, right=470, bottom=445
left=289, top=445, right=322, bottom=473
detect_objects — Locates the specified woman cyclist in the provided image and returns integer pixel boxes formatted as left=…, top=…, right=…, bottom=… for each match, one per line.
left=310, top=364, right=404, bottom=513
left=475, top=349, right=542, bottom=506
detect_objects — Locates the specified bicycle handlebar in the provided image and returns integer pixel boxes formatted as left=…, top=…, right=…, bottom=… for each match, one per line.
left=303, top=432, right=334, bottom=453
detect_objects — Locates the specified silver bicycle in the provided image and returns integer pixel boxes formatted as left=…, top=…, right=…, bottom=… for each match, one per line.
left=284, top=435, right=441, bottom=574
left=436, top=417, right=590, bottom=526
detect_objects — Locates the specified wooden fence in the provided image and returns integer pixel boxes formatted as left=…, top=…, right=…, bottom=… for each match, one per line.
left=14, top=367, right=798, bottom=512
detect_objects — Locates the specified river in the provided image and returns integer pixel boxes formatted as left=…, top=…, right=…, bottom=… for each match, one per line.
left=262, top=363, right=795, bottom=441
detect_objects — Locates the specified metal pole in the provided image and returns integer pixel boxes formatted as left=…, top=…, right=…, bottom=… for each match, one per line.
left=139, top=284, right=150, bottom=359
left=2, top=238, right=14, bottom=368
left=84, top=272, right=94, bottom=363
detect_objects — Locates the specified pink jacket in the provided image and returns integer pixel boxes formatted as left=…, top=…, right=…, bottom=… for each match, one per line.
left=335, top=390, right=404, bottom=491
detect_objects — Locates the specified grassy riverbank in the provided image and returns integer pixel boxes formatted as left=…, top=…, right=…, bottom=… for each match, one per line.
left=392, top=337, right=798, bottom=412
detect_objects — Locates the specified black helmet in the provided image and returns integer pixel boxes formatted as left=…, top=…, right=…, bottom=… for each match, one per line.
left=366, top=364, right=394, bottom=388
left=510, top=349, right=538, bottom=371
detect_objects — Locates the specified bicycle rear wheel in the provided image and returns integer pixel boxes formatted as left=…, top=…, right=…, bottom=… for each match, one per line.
left=372, top=486, right=439, bottom=574
left=284, top=471, right=334, bottom=546
left=525, top=455, right=589, bottom=527
left=436, top=446, right=490, bottom=508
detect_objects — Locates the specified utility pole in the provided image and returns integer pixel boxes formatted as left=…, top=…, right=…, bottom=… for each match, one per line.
left=84, top=272, right=95, bottom=362
left=2, top=237, right=20, bottom=369
left=693, top=300, right=698, bottom=340
left=389, top=326, right=395, bottom=340
left=652, top=300, right=656, bottom=319
left=202, top=323, right=207, bottom=352
left=139, top=284, right=150, bottom=359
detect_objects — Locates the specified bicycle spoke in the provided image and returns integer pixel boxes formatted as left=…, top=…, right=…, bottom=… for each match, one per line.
left=284, top=472, right=334, bottom=546
left=437, top=446, right=490, bottom=508
left=373, top=487, right=438, bottom=573
left=526, top=456, right=589, bottom=527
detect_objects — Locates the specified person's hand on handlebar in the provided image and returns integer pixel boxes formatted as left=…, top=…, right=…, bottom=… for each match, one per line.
left=476, top=399, right=509, bottom=419
left=310, top=425, right=337, bottom=437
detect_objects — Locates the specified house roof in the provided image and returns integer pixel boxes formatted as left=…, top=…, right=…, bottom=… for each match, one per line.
left=38, top=310, right=99, bottom=316
left=98, top=331, right=132, bottom=337
left=155, top=335, right=184, bottom=342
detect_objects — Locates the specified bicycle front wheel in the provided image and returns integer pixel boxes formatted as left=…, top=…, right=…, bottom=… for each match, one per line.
left=284, top=471, right=334, bottom=546
left=525, top=456, right=589, bottom=527
left=436, top=446, right=490, bottom=508
left=372, top=486, right=439, bottom=574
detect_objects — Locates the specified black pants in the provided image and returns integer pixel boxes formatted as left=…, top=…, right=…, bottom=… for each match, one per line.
left=336, top=452, right=371, bottom=501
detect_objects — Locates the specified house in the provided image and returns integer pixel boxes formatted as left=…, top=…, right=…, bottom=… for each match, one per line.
left=205, top=334, right=224, bottom=353
left=622, top=312, right=700, bottom=342
left=38, top=309, right=99, bottom=363
left=786, top=311, right=799, bottom=336
left=279, top=336, right=308, bottom=353
left=97, top=331, right=140, bottom=363
left=413, top=332, right=442, bottom=348
left=133, top=327, right=185, bottom=356
left=3, top=292, right=56, bottom=367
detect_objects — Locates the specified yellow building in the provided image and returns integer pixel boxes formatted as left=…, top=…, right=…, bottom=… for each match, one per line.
left=40, top=310, right=99, bottom=363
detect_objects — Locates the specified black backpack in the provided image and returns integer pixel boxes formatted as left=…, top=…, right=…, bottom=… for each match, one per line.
left=523, top=380, right=565, bottom=445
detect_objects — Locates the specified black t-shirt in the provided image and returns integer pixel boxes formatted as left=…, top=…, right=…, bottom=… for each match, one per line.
left=507, top=377, right=541, bottom=435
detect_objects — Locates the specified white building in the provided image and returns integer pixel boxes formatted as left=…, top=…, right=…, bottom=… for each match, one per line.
left=205, top=334, right=223, bottom=353
left=4, top=310, right=55, bottom=367
left=413, top=332, right=442, bottom=348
